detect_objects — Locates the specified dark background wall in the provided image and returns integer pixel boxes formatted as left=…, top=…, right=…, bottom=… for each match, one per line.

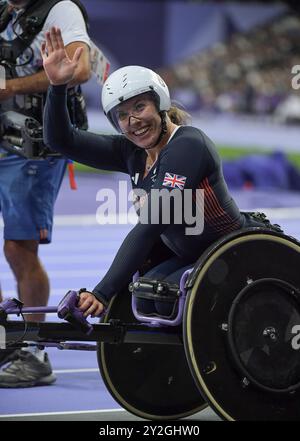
left=80, top=0, right=287, bottom=69
left=80, top=0, right=166, bottom=70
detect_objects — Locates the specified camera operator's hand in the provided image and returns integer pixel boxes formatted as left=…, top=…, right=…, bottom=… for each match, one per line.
left=0, top=81, right=14, bottom=102
left=78, top=291, right=104, bottom=318
left=41, top=26, right=83, bottom=86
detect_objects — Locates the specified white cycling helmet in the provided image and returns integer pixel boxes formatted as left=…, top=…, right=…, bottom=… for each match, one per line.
left=101, top=65, right=171, bottom=132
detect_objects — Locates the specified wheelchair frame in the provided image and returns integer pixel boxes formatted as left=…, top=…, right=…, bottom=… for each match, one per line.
left=1, top=228, right=300, bottom=421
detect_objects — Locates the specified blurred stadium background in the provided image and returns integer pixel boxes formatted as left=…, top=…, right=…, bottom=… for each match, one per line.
left=79, top=0, right=300, bottom=190
left=1, top=0, right=300, bottom=421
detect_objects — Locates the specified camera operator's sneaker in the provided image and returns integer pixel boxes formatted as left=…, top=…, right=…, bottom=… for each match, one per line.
left=0, top=348, right=19, bottom=368
left=0, top=350, right=56, bottom=388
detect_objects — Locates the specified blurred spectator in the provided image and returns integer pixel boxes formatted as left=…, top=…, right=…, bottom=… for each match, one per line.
left=161, top=13, right=300, bottom=122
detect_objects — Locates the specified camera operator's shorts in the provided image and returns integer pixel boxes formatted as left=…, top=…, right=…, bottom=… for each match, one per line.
left=0, top=155, right=67, bottom=244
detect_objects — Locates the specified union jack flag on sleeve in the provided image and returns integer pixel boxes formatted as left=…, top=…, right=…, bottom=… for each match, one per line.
left=162, top=173, right=187, bottom=190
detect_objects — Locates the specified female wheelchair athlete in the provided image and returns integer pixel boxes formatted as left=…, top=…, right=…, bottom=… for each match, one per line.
left=1, top=222, right=300, bottom=421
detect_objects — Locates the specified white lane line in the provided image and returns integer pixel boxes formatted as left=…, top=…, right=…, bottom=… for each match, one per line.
left=0, top=269, right=104, bottom=281
left=40, top=255, right=112, bottom=264
left=39, top=242, right=123, bottom=249
left=54, top=213, right=137, bottom=226
left=0, top=214, right=136, bottom=228
left=39, top=242, right=121, bottom=251
left=256, top=207, right=300, bottom=219
left=0, top=255, right=113, bottom=266
left=1, top=289, right=104, bottom=300
left=53, top=368, right=99, bottom=374
left=2, top=288, right=72, bottom=297
left=0, top=408, right=125, bottom=418
left=49, top=234, right=128, bottom=241
left=0, top=208, right=298, bottom=229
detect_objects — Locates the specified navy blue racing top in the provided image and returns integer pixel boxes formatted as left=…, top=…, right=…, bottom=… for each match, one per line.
left=44, top=84, right=244, bottom=305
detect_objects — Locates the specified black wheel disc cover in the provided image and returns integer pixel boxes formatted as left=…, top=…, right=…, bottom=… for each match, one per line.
left=183, top=229, right=300, bottom=421
left=98, top=289, right=207, bottom=420
left=228, top=278, right=300, bottom=393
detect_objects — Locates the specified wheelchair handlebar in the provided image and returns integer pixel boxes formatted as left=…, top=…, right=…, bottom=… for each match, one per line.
left=57, top=290, right=94, bottom=335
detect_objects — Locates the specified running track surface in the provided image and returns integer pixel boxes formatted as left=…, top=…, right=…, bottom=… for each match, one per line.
left=0, top=172, right=299, bottom=421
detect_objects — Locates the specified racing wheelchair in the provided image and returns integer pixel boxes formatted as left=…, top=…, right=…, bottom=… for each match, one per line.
left=1, top=222, right=300, bottom=421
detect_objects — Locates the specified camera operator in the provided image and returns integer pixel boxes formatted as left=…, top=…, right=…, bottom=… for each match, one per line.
left=0, top=0, right=91, bottom=388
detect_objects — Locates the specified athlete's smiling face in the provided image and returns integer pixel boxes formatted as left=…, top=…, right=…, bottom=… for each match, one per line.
left=114, top=93, right=162, bottom=149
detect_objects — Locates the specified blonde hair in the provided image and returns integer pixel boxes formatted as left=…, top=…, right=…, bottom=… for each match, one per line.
left=167, top=105, right=191, bottom=126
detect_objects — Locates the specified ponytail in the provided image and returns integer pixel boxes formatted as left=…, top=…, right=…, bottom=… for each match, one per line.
left=167, top=105, right=191, bottom=126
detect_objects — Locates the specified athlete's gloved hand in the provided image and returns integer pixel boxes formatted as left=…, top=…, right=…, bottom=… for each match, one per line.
left=78, top=291, right=104, bottom=318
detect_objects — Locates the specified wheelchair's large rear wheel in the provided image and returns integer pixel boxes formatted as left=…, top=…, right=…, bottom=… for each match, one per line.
left=183, top=229, right=300, bottom=421
left=97, top=290, right=207, bottom=420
